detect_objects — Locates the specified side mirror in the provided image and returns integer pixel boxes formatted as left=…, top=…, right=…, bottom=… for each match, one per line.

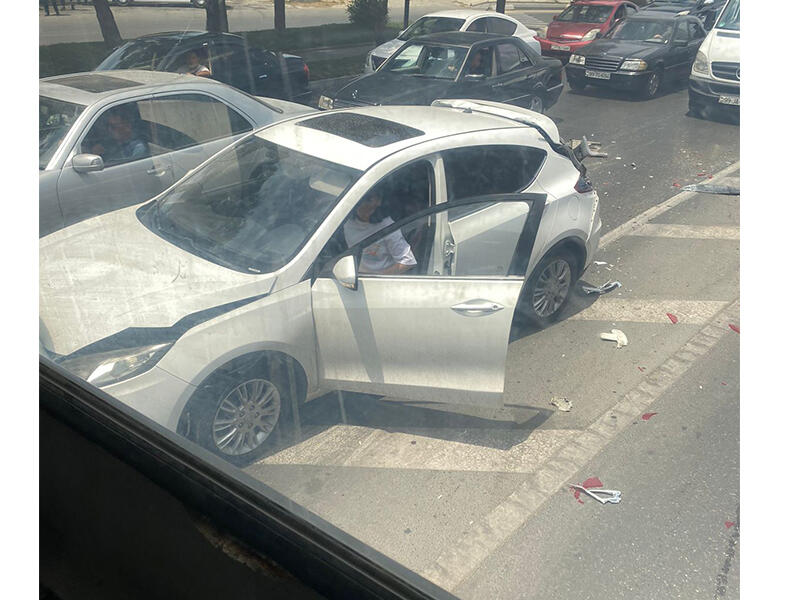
left=72, top=153, right=104, bottom=173
left=332, top=255, right=358, bottom=290
left=464, top=73, right=486, bottom=81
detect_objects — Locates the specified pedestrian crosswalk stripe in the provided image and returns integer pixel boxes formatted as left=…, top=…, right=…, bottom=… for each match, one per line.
left=628, top=224, right=739, bottom=240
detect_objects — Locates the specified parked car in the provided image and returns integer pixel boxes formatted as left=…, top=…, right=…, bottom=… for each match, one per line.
left=566, top=13, right=706, bottom=98
left=96, top=31, right=311, bottom=103
left=642, top=0, right=726, bottom=30
left=323, top=32, right=563, bottom=113
left=688, top=0, right=738, bottom=119
left=40, top=100, right=602, bottom=465
left=365, top=9, right=540, bottom=73
left=112, top=1, right=207, bottom=6
left=39, top=70, right=313, bottom=236
left=537, top=0, right=641, bottom=63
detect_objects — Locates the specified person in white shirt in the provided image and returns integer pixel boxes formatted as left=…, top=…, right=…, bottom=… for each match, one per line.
left=343, top=191, right=417, bottom=275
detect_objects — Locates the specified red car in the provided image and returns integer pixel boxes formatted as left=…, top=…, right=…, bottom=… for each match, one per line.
left=537, top=0, right=642, bottom=62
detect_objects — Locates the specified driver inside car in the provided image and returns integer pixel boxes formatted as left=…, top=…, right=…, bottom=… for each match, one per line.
left=343, top=191, right=417, bottom=275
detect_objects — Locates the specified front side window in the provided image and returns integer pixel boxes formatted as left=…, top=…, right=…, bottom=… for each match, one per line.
left=384, top=43, right=468, bottom=80
left=39, top=96, right=85, bottom=169
left=675, top=21, right=690, bottom=43
left=142, top=135, right=361, bottom=273
left=608, top=19, right=673, bottom=43
left=398, top=16, right=466, bottom=40
left=80, top=99, right=153, bottom=167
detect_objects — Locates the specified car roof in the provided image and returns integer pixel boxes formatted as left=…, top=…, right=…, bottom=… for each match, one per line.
left=423, top=10, right=515, bottom=20
left=412, top=31, right=516, bottom=47
left=568, top=0, right=631, bottom=5
left=39, top=70, right=229, bottom=105
left=258, top=105, right=536, bottom=172
left=625, top=12, right=690, bottom=22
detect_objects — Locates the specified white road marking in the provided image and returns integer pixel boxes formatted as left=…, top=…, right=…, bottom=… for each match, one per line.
left=567, top=299, right=729, bottom=324
left=628, top=224, right=740, bottom=240
left=422, top=300, right=740, bottom=591
left=260, top=426, right=580, bottom=474
left=598, top=161, right=740, bottom=250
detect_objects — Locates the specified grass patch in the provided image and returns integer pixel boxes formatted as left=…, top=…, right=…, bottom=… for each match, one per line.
left=242, top=23, right=401, bottom=53
left=307, top=55, right=365, bottom=81
left=40, top=41, right=112, bottom=79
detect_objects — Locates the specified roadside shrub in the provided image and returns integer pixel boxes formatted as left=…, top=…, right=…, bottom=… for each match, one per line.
left=346, top=0, right=388, bottom=43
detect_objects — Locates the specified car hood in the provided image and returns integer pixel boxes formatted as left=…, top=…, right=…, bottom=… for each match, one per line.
left=335, top=72, right=453, bottom=106
left=546, top=21, right=606, bottom=40
left=371, top=38, right=405, bottom=59
left=580, top=39, right=665, bottom=60
left=39, top=205, right=273, bottom=356
left=704, top=29, right=739, bottom=63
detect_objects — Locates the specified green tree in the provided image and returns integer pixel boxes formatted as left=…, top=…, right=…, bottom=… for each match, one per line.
left=346, top=0, right=388, bottom=44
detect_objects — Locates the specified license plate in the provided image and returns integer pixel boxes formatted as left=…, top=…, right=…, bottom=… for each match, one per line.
left=552, top=44, right=571, bottom=51
left=585, top=70, right=611, bottom=80
left=718, top=95, right=740, bottom=106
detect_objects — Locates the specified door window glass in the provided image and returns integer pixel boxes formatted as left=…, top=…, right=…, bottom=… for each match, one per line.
left=488, top=17, right=517, bottom=36
left=466, top=18, right=488, bottom=33
left=690, top=21, right=706, bottom=39
left=80, top=100, right=153, bottom=167
left=675, top=21, right=690, bottom=43
left=496, top=44, right=525, bottom=75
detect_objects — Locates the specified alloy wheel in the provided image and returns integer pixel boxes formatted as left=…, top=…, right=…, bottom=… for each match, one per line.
left=530, top=94, right=544, bottom=113
left=212, top=378, right=281, bottom=456
left=531, top=258, right=572, bottom=318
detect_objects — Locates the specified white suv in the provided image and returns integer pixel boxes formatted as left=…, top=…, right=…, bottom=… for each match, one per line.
left=40, top=100, right=601, bottom=465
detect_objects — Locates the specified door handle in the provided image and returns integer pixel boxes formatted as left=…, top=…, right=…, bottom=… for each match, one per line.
left=147, top=164, right=173, bottom=177
left=451, top=299, right=504, bottom=316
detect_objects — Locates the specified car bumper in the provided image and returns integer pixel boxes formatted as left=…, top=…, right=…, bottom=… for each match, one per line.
left=689, top=76, right=740, bottom=111
left=566, top=65, right=651, bottom=91
left=102, top=365, right=195, bottom=432
left=538, top=38, right=592, bottom=62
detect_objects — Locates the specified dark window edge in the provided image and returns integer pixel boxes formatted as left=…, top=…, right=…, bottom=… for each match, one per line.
left=40, top=358, right=459, bottom=600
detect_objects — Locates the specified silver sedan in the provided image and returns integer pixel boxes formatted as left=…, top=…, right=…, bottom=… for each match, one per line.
left=39, top=70, right=313, bottom=236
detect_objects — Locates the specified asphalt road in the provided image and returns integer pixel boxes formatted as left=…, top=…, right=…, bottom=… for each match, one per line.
left=241, top=84, right=740, bottom=598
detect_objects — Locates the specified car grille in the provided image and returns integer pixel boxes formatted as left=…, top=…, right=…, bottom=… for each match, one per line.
left=709, top=82, right=740, bottom=96
left=371, top=55, right=386, bottom=70
left=711, top=61, right=740, bottom=81
left=584, top=56, right=622, bottom=71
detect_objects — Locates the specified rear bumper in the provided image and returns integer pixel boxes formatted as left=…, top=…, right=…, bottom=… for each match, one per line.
left=566, top=65, right=651, bottom=91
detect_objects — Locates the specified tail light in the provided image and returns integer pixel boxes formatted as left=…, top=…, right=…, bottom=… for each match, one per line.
left=303, top=63, right=310, bottom=81
left=574, top=174, right=594, bottom=193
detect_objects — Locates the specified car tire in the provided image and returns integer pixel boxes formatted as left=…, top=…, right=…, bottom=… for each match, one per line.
left=641, top=68, right=662, bottom=99
left=192, top=0, right=208, bottom=7
left=518, top=248, right=578, bottom=328
left=569, top=79, right=586, bottom=91
left=529, top=93, right=545, bottom=113
left=113, top=0, right=130, bottom=6
left=183, top=355, right=295, bottom=467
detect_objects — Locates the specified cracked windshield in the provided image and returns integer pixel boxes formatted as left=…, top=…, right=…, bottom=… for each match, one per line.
left=39, top=0, right=740, bottom=597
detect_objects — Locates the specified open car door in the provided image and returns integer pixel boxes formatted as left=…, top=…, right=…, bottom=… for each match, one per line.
left=311, top=194, right=546, bottom=407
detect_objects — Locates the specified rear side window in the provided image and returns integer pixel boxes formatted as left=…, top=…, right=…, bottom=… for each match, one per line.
left=442, top=145, right=546, bottom=212
left=466, top=18, right=488, bottom=33
left=488, top=17, right=517, bottom=36
left=496, top=44, right=528, bottom=74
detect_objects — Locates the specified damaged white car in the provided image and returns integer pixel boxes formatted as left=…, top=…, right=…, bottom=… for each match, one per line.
left=40, top=100, right=602, bottom=465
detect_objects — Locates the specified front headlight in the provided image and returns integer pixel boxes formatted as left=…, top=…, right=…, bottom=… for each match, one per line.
left=581, top=28, right=601, bottom=41
left=620, top=59, right=648, bottom=71
left=692, top=50, right=709, bottom=75
left=318, top=95, right=334, bottom=110
left=60, top=343, right=171, bottom=388
left=569, top=54, right=586, bottom=65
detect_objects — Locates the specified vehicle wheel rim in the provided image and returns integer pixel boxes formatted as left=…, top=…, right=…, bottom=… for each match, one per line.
left=531, top=259, right=571, bottom=318
left=530, top=95, right=544, bottom=112
left=647, top=73, right=660, bottom=96
left=212, top=378, right=280, bottom=456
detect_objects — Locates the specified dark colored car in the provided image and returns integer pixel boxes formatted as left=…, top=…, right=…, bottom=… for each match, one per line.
left=642, top=0, right=726, bottom=30
left=320, top=32, right=563, bottom=113
left=96, top=31, right=311, bottom=103
left=537, top=0, right=641, bottom=63
left=566, top=13, right=706, bottom=98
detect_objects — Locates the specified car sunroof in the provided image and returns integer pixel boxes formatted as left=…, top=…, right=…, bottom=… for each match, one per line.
left=52, top=74, right=143, bottom=93
left=297, top=113, right=425, bottom=147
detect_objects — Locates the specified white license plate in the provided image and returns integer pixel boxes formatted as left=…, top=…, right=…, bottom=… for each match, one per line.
left=585, top=70, right=611, bottom=80
left=552, top=44, right=571, bottom=51
left=718, top=95, right=740, bottom=106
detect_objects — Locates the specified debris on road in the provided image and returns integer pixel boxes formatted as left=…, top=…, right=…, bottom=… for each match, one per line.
left=570, top=481, right=622, bottom=505
left=594, top=260, right=608, bottom=266
left=570, top=477, right=602, bottom=504
left=637, top=366, right=646, bottom=372
left=729, top=324, right=740, bottom=333
left=582, top=280, right=621, bottom=295
left=725, top=521, right=735, bottom=529
left=601, top=329, right=628, bottom=349
left=641, top=412, right=657, bottom=421
left=550, top=397, right=573, bottom=412
left=667, top=313, right=679, bottom=324
left=681, top=182, right=740, bottom=195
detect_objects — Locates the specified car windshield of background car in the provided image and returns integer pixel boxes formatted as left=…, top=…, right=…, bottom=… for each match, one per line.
left=39, top=96, right=86, bottom=169
left=397, top=16, right=466, bottom=40
left=716, top=0, right=740, bottom=30
left=608, top=19, right=673, bottom=43
left=144, top=135, right=360, bottom=273
left=96, top=38, right=180, bottom=71
left=385, top=43, right=468, bottom=79
left=555, top=5, right=614, bottom=24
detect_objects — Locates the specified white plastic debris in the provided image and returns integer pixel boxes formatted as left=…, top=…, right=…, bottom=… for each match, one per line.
left=570, top=485, right=622, bottom=505
left=550, top=397, right=573, bottom=412
left=601, top=329, right=628, bottom=349
left=593, top=261, right=608, bottom=266
left=582, top=280, right=622, bottom=295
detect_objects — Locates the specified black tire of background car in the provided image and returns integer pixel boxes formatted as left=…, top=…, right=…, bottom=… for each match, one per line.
left=113, top=0, right=130, bottom=5
left=517, top=248, right=578, bottom=329
left=530, top=93, right=545, bottom=113
left=192, top=0, right=208, bottom=7
left=182, top=354, right=294, bottom=467
left=641, top=67, right=662, bottom=99
left=568, top=78, right=586, bottom=91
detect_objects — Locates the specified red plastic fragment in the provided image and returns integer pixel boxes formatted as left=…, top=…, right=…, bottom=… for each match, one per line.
left=721, top=382, right=727, bottom=386
left=582, top=477, right=603, bottom=488
left=725, top=521, right=735, bottom=529
left=637, top=366, right=646, bottom=372
left=641, top=412, right=657, bottom=421
left=572, top=488, right=584, bottom=504
left=697, top=172, right=708, bottom=177
left=672, top=182, right=681, bottom=188
left=667, top=313, right=678, bottom=324
left=729, top=324, right=740, bottom=333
